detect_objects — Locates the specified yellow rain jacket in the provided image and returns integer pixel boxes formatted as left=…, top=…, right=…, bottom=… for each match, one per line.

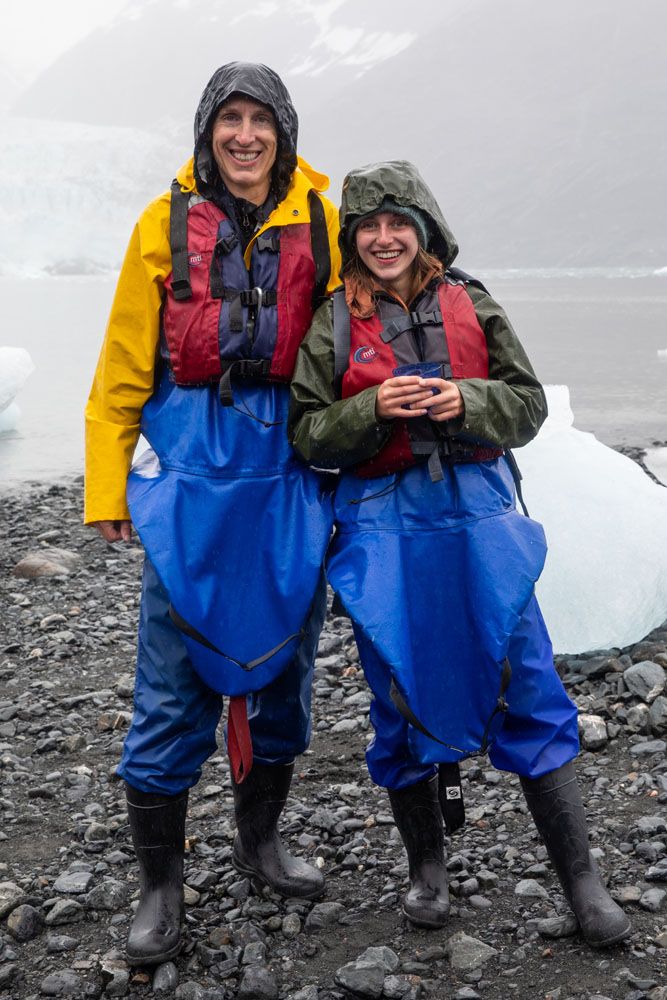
left=84, top=156, right=341, bottom=524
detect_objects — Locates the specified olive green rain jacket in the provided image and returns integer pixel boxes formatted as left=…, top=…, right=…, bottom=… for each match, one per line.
left=288, top=160, right=547, bottom=470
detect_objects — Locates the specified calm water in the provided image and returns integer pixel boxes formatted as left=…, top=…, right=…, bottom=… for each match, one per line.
left=1, top=273, right=666, bottom=491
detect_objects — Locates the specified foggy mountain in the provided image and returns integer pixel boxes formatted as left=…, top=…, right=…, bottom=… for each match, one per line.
left=7, top=0, right=667, bottom=271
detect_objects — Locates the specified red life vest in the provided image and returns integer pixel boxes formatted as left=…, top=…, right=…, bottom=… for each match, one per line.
left=162, top=184, right=329, bottom=391
left=338, top=279, right=503, bottom=478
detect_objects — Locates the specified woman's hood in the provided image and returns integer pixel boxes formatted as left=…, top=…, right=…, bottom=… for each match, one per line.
left=339, top=160, right=458, bottom=268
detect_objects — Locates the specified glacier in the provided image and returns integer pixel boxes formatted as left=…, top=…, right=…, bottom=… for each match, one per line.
left=0, top=116, right=181, bottom=277
left=517, top=385, right=667, bottom=654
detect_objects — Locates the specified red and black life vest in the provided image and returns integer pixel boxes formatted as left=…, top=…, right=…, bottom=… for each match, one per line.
left=162, top=182, right=330, bottom=403
left=333, top=273, right=503, bottom=479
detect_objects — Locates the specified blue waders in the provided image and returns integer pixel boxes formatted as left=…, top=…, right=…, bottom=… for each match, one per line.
left=121, top=372, right=333, bottom=792
left=326, top=455, right=580, bottom=789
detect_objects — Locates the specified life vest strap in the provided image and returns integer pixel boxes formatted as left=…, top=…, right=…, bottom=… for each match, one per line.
left=256, top=234, right=280, bottom=253
left=382, top=309, right=443, bottom=343
left=170, top=181, right=193, bottom=301
left=218, top=359, right=273, bottom=406
left=308, top=190, right=331, bottom=312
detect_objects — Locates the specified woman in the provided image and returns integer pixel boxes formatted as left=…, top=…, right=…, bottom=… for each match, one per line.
left=289, top=160, right=631, bottom=947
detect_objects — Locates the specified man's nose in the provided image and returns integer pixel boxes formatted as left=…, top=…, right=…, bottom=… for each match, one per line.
left=235, top=118, right=255, bottom=144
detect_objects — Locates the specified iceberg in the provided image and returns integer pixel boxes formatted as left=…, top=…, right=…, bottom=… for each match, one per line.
left=516, top=385, right=667, bottom=654
left=0, top=347, right=35, bottom=434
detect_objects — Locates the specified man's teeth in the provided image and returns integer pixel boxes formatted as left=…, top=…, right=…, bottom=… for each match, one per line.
left=375, top=251, right=401, bottom=259
left=230, top=151, right=260, bottom=161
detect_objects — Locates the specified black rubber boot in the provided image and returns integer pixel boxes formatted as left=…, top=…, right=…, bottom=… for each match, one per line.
left=387, top=775, right=450, bottom=928
left=231, top=762, right=325, bottom=899
left=521, top=762, right=631, bottom=948
left=125, top=783, right=188, bottom=967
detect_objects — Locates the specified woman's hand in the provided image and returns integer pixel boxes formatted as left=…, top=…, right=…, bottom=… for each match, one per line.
left=416, top=378, right=464, bottom=422
left=91, top=520, right=133, bottom=543
left=375, top=376, right=435, bottom=421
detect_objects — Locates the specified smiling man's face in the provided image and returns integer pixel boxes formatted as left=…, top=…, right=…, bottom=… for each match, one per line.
left=211, top=96, right=278, bottom=204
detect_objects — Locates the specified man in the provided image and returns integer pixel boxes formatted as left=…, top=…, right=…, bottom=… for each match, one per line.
left=85, top=63, right=340, bottom=966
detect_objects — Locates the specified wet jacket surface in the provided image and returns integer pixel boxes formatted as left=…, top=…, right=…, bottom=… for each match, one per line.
left=289, top=160, right=545, bottom=469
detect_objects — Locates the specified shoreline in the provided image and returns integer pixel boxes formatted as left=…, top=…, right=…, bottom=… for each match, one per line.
left=1, top=479, right=666, bottom=998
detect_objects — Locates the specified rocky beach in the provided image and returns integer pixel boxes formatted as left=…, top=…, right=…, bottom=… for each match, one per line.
left=1, top=479, right=666, bottom=1000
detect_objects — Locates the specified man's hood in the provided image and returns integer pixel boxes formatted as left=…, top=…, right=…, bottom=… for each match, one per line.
left=339, top=160, right=458, bottom=268
left=193, top=62, right=298, bottom=198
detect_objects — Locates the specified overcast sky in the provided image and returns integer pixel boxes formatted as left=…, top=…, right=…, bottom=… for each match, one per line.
left=0, top=0, right=129, bottom=80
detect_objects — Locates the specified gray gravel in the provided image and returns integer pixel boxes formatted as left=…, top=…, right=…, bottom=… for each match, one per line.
left=1, top=479, right=666, bottom=1000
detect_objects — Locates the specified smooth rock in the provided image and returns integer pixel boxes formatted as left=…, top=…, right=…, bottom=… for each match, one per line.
left=7, top=903, right=43, bottom=941
left=578, top=714, right=608, bottom=750
left=640, top=888, right=666, bottom=912
left=445, top=931, right=498, bottom=972
left=85, top=879, right=128, bottom=911
left=0, top=880, right=23, bottom=918
left=45, top=899, right=84, bottom=925
left=629, top=740, right=666, bottom=756
left=536, top=913, right=579, bottom=938
left=40, top=969, right=84, bottom=996
left=334, top=959, right=385, bottom=999
left=53, top=871, right=94, bottom=894
left=515, top=878, right=549, bottom=899
left=237, top=965, right=279, bottom=1000
left=623, top=661, right=666, bottom=702
left=14, top=548, right=81, bottom=578
left=649, top=696, right=667, bottom=733
left=47, top=934, right=79, bottom=952
left=305, top=901, right=345, bottom=932
left=357, top=945, right=399, bottom=973
left=152, top=962, right=179, bottom=993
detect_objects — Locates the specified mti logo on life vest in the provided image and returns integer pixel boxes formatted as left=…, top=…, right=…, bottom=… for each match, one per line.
left=188, top=252, right=203, bottom=267
left=353, top=345, right=377, bottom=364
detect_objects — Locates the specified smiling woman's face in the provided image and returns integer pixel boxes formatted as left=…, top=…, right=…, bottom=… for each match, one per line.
left=355, top=211, right=420, bottom=298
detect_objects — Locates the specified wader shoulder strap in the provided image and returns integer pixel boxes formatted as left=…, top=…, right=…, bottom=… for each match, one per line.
left=445, top=265, right=489, bottom=295
left=332, top=287, right=350, bottom=397
left=308, top=190, right=331, bottom=312
left=170, top=180, right=192, bottom=301
left=504, top=449, right=530, bottom=517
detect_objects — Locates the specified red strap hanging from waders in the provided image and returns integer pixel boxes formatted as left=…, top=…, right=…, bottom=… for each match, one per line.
left=227, top=696, right=253, bottom=784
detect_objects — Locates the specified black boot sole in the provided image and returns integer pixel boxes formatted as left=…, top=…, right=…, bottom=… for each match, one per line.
left=582, top=919, right=632, bottom=949
left=403, top=905, right=449, bottom=930
left=126, top=937, right=183, bottom=968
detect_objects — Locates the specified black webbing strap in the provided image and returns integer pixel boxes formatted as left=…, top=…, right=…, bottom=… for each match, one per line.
left=427, top=447, right=444, bottom=483
left=168, top=604, right=304, bottom=671
left=445, top=266, right=489, bottom=295
left=389, top=655, right=512, bottom=757
left=169, top=181, right=192, bottom=301
left=209, top=233, right=241, bottom=302
left=309, top=190, right=331, bottom=311
left=332, top=287, right=350, bottom=397
left=504, top=449, right=530, bottom=517
left=382, top=309, right=443, bottom=344
left=438, top=763, right=465, bottom=834
left=218, top=358, right=273, bottom=406
left=219, top=287, right=278, bottom=335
